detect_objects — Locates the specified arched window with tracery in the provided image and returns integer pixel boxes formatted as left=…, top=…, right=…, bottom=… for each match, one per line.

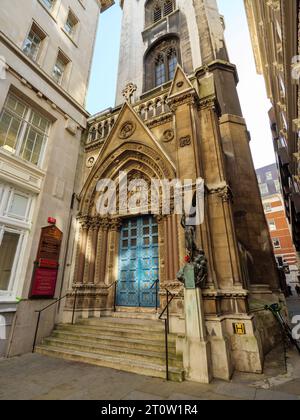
left=146, top=0, right=176, bottom=27
left=167, top=47, right=177, bottom=80
left=144, top=37, right=180, bottom=92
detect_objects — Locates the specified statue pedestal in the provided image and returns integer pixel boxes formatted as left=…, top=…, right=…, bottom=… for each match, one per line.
left=183, top=264, right=212, bottom=383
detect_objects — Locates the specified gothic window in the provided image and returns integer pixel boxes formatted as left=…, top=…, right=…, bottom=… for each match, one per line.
left=164, top=0, right=174, bottom=17
left=144, top=37, right=180, bottom=91
left=167, top=47, right=177, bottom=80
left=155, top=54, right=166, bottom=86
left=146, top=0, right=176, bottom=27
left=153, top=4, right=162, bottom=23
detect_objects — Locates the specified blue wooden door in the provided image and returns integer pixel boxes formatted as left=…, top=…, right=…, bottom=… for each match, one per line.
left=117, top=216, right=159, bottom=307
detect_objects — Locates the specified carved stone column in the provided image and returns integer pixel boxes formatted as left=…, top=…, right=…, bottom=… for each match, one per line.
left=74, top=216, right=90, bottom=285
left=83, top=218, right=94, bottom=284
left=88, top=218, right=99, bottom=285
left=156, top=215, right=167, bottom=285
left=104, top=218, right=122, bottom=286
left=94, top=218, right=110, bottom=285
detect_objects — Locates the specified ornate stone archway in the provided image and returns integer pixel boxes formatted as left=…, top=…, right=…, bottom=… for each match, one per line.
left=66, top=140, right=183, bottom=317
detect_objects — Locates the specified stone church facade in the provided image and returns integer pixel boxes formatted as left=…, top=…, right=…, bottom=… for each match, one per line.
left=62, top=0, right=283, bottom=381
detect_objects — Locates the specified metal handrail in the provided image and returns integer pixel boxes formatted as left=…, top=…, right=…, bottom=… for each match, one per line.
left=32, top=288, right=78, bottom=353
left=150, top=279, right=159, bottom=311
left=158, top=288, right=176, bottom=381
left=107, top=280, right=118, bottom=313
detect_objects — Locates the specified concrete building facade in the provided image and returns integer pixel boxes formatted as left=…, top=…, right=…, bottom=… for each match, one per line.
left=0, top=0, right=114, bottom=357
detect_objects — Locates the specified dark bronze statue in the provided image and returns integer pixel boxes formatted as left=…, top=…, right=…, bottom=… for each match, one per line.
left=177, top=192, right=208, bottom=289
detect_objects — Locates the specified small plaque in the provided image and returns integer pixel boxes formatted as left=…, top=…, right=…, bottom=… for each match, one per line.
left=233, top=323, right=246, bottom=335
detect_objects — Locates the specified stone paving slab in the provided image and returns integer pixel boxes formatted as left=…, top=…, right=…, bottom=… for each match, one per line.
left=0, top=353, right=300, bottom=400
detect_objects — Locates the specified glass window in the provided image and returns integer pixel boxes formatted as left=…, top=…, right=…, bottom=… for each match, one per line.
left=268, top=220, right=276, bottom=231
left=274, top=180, right=281, bottom=192
left=167, top=48, right=177, bottom=80
left=65, top=11, right=78, bottom=37
left=7, top=193, right=29, bottom=219
left=266, top=172, right=273, bottom=181
left=264, top=203, right=272, bottom=212
left=257, top=175, right=261, bottom=184
left=23, top=29, right=42, bottom=61
left=259, top=183, right=268, bottom=195
left=272, top=238, right=281, bottom=249
left=0, top=93, right=50, bottom=166
left=52, top=57, right=66, bottom=85
left=155, top=56, right=166, bottom=86
left=41, top=0, right=55, bottom=10
left=0, top=230, right=20, bottom=291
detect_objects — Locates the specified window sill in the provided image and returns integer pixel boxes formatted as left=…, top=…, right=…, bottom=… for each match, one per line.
left=61, top=27, right=78, bottom=48
left=37, top=0, right=58, bottom=23
left=0, top=148, right=46, bottom=176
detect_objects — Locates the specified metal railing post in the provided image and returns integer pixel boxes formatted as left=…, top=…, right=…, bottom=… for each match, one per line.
left=155, top=280, right=158, bottom=312
left=72, top=289, right=78, bottom=325
left=166, top=290, right=170, bottom=334
left=114, top=281, right=117, bottom=313
left=165, top=318, right=169, bottom=381
left=32, top=311, right=41, bottom=353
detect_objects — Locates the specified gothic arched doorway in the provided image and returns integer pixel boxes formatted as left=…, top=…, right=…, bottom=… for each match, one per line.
left=117, top=215, right=159, bottom=308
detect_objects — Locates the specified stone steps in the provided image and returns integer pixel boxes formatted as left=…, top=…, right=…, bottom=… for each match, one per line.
left=41, top=337, right=182, bottom=367
left=51, top=330, right=176, bottom=353
left=35, top=317, right=184, bottom=382
left=36, top=345, right=184, bottom=382
left=56, top=324, right=171, bottom=341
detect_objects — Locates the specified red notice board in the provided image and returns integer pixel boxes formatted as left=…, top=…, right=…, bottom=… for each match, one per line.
left=30, top=224, right=63, bottom=299
left=30, top=267, right=58, bottom=298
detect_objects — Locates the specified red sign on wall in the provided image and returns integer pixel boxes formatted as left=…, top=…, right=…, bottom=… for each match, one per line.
left=30, top=268, right=58, bottom=297
left=30, top=224, right=63, bottom=299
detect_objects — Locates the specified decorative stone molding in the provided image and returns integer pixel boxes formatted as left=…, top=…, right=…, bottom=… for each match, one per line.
left=207, top=184, right=233, bottom=202
left=168, top=92, right=198, bottom=112
left=179, top=135, right=191, bottom=148
left=162, top=129, right=175, bottom=143
left=118, top=121, right=136, bottom=139
left=86, top=157, right=95, bottom=168
left=122, top=82, right=137, bottom=102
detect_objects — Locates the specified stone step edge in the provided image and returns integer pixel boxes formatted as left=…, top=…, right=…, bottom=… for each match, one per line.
left=36, top=345, right=184, bottom=375
left=76, top=320, right=165, bottom=331
left=57, top=324, right=168, bottom=336
left=44, top=337, right=180, bottom=360
left=53, top=328, right=177, bottom=343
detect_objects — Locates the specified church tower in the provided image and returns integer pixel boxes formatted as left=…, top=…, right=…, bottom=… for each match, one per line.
left=62, top=0, right=283, bottom=382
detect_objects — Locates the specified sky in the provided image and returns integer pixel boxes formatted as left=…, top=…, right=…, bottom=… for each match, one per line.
left=86, top=0, right=276, bottom=169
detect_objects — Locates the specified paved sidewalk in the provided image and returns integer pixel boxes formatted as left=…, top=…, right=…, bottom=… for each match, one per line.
left=0, top=349, right=299, bottom=400
left=0, top=297, right=299, bottom=400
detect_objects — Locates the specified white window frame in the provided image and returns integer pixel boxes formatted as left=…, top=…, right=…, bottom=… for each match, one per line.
left=266, top=172, right=273, bottom=181
left=0, top=184, right=34, bottom=300
left=268, top=220, right=276, bottom=231
left=273, top=238, right=281, bottom=249
left=4, top=188, right=32, bottom=222
left=264, top=203, right=272, bottom=212
left=0, top=93, right=50, bottom=168
left=0, top=225, right=25, bottom=300
left=259, top=183, right=268, bottom=195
